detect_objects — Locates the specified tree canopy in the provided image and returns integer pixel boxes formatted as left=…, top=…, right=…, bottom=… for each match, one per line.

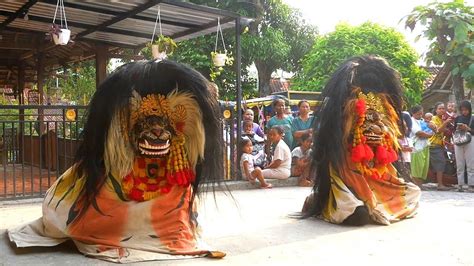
left=163, top=0, right=317, bottom=99
left=404, top=0, right=474, bottom=104
left=293, top=22, right=429, bottom=106
left=44, top=61, right=97, bottom=105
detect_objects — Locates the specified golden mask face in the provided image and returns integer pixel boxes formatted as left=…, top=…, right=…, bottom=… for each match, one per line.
left=131, top=115, right=174, bottom=157
left=361, top=108, right=386, bottom=146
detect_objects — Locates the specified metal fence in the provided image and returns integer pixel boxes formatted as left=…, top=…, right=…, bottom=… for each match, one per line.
left=0, top=105, right=239, bottom=200
left=0, top=105, right=87, bottom=200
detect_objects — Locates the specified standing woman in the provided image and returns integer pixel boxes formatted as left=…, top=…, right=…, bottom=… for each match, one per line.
left=410, top=105, right=433, bottom=185
left=454, top=100, right=474, bottom=192
left=292, top=100, right=314, bottom=148
left=266, top=98, right=293, bottom=148
left=429, top=102, right=453, bottom=190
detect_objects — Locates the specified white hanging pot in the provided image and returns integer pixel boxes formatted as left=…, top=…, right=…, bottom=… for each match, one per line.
left=52, top=29, right=70, bottom=45
left=212, top=53, right=227, bottom=67
left=152, top=44, right=167, bottom=60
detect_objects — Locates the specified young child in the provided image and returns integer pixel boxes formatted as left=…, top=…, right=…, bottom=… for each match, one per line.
left=262, top=126, right=292, bottom=180
left=242, top=120, right=264, bottom=142
left=420, top=118, right=434, bottom=135
left=240, top=138, right=272, bottom=189
left=443, top=102, right=457, bottom=149
left=423, top=112, right=436, bottom=133
left=291, top=133, right=313, bottom=187
left=242, top=120, right=265, bottom=167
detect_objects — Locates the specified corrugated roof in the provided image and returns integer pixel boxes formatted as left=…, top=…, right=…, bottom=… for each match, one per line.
left=0, top=0, right=241, bottom=48
left=0, top=0, right=247, bottom=87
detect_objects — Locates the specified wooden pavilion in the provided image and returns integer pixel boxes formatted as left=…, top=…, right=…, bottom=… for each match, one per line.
left=0, top=0, right=246, bottom=102
left=0, top=0, right=247, bottom=199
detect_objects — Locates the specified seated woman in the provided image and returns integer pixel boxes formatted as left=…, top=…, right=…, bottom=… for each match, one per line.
left=262, top=125, right=292, bottom=180
left=302, top=55, right=420, bottom=226
left=8, top=60, right=225, bottom=262
left=291, top=133, right=313, bottom=187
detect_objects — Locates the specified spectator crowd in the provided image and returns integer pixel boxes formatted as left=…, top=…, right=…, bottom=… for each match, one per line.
left=240, top=99, right=315, bottom=188
left=239, top=98, right=474, bottom=192
left=400, top=100, right=474, bottom=191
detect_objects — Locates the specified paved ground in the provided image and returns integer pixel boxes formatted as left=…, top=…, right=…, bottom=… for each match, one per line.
left=1, top=187, right=473, bottom=266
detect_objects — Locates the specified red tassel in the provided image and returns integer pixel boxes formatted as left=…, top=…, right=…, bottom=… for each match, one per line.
left=355, top=99, right=366, bottom=116
left=166, top=172, right=175, bottom=185
left=351, top=144, right=366, bottom=163
left=387, top=148, right=398, bottom=163
left=375, top=145, right=388, bottom=164
left=363, top=144, right=374, bottom=161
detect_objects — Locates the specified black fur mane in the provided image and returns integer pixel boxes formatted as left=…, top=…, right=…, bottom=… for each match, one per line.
left=308, top=55, right=404, bottom=217
left=74, top=60, right=223, bottom=214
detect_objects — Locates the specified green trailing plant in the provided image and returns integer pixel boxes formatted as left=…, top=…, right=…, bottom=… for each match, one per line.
left=210, top=51, right=234, bottom=81
left=147, top=34, right=177, bottom=55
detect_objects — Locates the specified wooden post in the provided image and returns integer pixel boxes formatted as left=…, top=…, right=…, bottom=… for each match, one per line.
left=18, top=63, right=25, bottom=163
left=37, top=52, right=45, bottom=135
left=95, top=44, right=108, bottom=89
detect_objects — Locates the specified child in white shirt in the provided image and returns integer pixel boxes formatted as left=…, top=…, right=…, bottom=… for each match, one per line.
left=240, top=138, right=272, bottom=188
left=262, top=126, right=292, bottom=179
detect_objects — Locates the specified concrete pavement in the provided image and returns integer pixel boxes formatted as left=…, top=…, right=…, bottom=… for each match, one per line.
left=1, top=187, right=473, bottom=265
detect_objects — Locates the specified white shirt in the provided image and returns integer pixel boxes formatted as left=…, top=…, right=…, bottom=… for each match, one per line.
left=291, top=147, right=312, bottom=159
left=272, top=139, right=292, bottom=171
left=410, top=117, right=429, bottom=152
left=240, top=153, right=255, bottom=178
left=398, top=137, right=413, bottom=163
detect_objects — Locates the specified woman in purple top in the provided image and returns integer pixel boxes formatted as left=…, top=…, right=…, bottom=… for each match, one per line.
left=243, top=109, right=265, bottom=138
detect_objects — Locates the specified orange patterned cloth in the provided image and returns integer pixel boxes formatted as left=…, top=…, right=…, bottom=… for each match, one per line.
left=8, top=166, right=224, bottom=263
left=322, top=162, right=420, bottom=225
left=318, top=90, right=421, bottom=225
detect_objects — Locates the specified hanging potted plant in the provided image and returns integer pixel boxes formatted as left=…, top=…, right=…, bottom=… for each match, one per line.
left=50, top=0, right=70, bottom=45
left=212, top=17, right=228, bottom=67
left=148, top=34, right=177, bottom=60
left=211, top=51, right=228, bottom=67
left=210, top=52, right=234, bottom=81
left=50, top=24, right=70, bottom=46
left=146, top=6, right=177, bottom=60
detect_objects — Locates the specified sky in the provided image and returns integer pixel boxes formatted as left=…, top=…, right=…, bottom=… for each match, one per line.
left=283, top=0, right=473, bottom=64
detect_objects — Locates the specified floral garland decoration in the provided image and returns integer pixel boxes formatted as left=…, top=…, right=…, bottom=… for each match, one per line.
left=350, top=91, right=398, bottom=180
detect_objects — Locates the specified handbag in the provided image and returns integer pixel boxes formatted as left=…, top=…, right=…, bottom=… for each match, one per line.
left=453, top=116, right=473, bottom=146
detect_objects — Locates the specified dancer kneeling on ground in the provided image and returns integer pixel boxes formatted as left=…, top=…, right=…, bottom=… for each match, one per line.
left=291, top=133, right=313, bottom=187
left=8, top=60, right=226, bottom=263
left=262, top=126, right=292, bottom=180
left=240, top=138, right=272, bottom=189
left=301, top=55, right=421, bottom=226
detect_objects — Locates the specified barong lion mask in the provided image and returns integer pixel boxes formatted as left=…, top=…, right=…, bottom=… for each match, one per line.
left=74, top=60, right=223, bottom=204
left=6, top=61, right=226, bottom=262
